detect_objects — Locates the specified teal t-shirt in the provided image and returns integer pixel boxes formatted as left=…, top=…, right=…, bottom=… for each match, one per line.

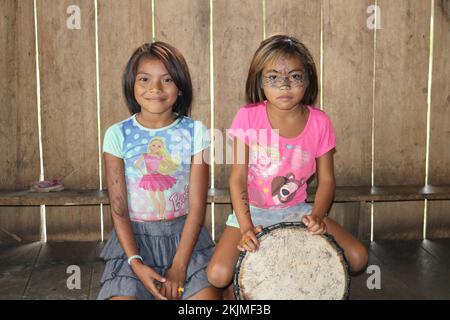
left=103, top=114, right=210, bottom=222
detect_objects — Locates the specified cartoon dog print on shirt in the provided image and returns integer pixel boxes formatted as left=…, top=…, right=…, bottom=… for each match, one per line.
left=271, top=172, right=306, bottom=205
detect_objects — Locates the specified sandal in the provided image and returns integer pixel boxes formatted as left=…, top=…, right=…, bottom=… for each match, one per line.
left=30, top=179, right=64, bottom=192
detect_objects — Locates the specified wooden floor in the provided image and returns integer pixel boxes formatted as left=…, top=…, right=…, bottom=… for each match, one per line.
left=0, top=240, right=449, bottom=300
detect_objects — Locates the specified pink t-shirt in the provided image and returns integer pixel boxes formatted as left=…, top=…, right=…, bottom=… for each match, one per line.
left=228, top=101, right=336, bottom=209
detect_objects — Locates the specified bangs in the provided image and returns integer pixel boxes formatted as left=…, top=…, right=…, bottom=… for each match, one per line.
left=263, top=51, right=306, bottom=72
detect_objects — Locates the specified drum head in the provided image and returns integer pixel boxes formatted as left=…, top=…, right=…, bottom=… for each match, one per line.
left=233, top=222, right=350, bottom=300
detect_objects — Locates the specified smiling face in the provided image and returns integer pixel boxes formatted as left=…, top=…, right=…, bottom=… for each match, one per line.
left=262, top=54, right=308, bottom=111
left=134, top=56, right=180, bottom=116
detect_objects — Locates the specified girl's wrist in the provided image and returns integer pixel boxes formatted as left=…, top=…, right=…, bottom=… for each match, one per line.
left=239, top=223, right=255, bottom=235
left=235, top=209, right=254, bottom=234
left=128, top=255, right=144, bottom=270
left=311, top=212, right=325, bottom=220
left=172, top=253, right=188, bottom=270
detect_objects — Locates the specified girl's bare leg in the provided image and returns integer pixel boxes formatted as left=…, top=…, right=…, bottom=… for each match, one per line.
left=187, top=286, right=222, bottom=300
left=206, top=226, right=242, bottom=299
left=323, top=217, right=369, bottom=273
left=109, top=296, right=137, bottom=300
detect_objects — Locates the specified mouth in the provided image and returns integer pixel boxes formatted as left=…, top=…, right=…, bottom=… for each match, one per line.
left=277, top=95, right=293, bottom=101
left=144, top=96, right=166, bottom=102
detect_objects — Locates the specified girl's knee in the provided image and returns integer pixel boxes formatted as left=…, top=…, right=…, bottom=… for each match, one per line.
left=207, top=262, right=234, bottom=288
left=347, top=243, right=369, bottom=273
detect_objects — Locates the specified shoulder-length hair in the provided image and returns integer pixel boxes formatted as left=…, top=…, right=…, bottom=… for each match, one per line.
left=123, top=42, right=193, bottom=117
left=245, top=34, right=318, bottom=106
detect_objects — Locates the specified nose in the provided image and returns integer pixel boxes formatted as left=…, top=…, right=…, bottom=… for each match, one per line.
left=279, top=76, right=291, bottom=90
left=148, top=81, right=162, bottom=93
left=281, top=76, right=290, bottom=85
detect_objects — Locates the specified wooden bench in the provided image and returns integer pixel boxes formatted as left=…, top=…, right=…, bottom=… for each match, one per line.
left=1, top=185, right=450, bottom=206
left=1, top=185, right=449, bottom=241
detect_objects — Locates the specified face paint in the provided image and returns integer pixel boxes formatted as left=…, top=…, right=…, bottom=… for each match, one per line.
left=262, top=56, right=309, bottom=89
left=262, top=73, right=308, bottom=88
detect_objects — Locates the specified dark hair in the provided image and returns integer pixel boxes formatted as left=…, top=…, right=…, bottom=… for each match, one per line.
left=245, top=34, right=318, bottom=105
left=123, top=42, right=193, bottom=117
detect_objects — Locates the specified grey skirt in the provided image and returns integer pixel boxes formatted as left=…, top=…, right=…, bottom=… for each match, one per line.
left=97, top=215, right=215, bottom=300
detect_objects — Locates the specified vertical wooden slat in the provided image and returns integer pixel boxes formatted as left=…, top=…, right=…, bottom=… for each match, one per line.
left=374, top=0, right=430, bottom=185
left=213, top=0, right=263, bottom=238
left=102, top=205, right=112, bottom=241
left=37, top=0, right=100, bottom=241
left=45, top=205, right=101, bottom=242
left=428, top=0, right=450, bottom=185
left=373, top=0, right=431, bottom=239
left=322, top=0, right=374, bottom=239
left=214, top=204, right=233, bottom=241
left=427, top=200, right=450, bottom=239
left=0, top=0, right=40, bottom=241
left=427, top=0, right=450, bottom=238
left=98, top=0, right=152, bottom=238
left=428, top=1, right=450, bottom=185
left=374, top=201, right=426, bottom=240
left=358, top=201, right=371, bottom=240
left=0, top=207, right=41, bottom=242
left=323, top=0, right=373, bottom=186
left=204, top=204, right=213, bottom=238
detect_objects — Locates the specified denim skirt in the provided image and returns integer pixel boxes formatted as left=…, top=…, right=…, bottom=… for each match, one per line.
left=97, top=215, right=215, bottom=300
left=226, top=202, right=314, bottom=229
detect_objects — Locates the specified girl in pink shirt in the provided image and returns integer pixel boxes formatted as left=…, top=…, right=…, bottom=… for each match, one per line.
left=207, top=35, right=369, bottom=299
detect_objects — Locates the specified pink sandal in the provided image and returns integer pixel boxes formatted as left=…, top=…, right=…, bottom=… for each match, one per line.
left=30, top=179, right=64, bottom=192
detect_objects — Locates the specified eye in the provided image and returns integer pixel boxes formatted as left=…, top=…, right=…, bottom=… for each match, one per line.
left=163, top=78, right=174, bottom=83
left=138, top=77, right=148, bottom=82
left=291, top=74, right=304, bottom=81
left=267, top=75, right=278, bottom=81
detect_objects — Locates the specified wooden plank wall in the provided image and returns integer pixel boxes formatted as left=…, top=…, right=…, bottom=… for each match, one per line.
left=373, top=0, right=430, bottom=240
left=322, top=0, right=374, bottom=239
left=0, top=0, right=41, bottom=242
left=427, top=0, right=450, bottom=239
left=36, top=0, right=100, bottom=241
left=1, top=0, right=449, bottom=242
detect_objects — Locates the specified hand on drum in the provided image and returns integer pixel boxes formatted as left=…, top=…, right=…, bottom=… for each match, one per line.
left=237, top=225, right=263, bottom=253
left=302, top=214, right=327, bottom=235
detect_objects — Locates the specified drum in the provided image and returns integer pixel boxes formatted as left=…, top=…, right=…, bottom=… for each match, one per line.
left=233, top=222, right=350, bottom=300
